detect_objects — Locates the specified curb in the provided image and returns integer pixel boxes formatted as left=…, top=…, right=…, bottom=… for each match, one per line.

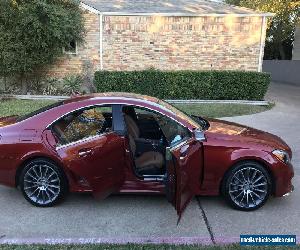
left=166, top=100, right=269, bottom=106
left=1, top=95, right=270, bottom=106
left=0, top=236, right=237, bottom=245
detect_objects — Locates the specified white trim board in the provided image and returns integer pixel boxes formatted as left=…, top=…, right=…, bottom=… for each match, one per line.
left=80, top=2, right=100, bottom=14
left=258, top=16, right=267, bottom=72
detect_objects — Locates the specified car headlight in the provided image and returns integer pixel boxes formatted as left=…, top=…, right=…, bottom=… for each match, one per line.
left=272, top=149, right=291, bottom=164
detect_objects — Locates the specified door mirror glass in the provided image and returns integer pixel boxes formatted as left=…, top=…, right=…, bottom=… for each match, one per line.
left=194, top=129, right=206, bottom=142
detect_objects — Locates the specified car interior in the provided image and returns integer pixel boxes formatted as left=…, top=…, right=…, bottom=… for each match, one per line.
left=123, top=106, right=192, bottom=177
left=123, top=106, right=167, bottom=176
left=51, top=104, right=191, bottom=178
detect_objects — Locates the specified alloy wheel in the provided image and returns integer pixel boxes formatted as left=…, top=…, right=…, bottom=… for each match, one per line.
left=228, top=167, right=268, bottom=209
left=23, top=164, right=61, bottom=206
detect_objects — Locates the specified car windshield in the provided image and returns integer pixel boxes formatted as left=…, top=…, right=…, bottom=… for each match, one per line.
left=156, top=99, right=204, bottom=130
left=17, top=101, right=64, bottom=122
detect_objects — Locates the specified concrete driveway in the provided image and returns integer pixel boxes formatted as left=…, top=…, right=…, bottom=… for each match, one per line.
left=201, top=81, right=300, bottom=243
left=0, top=81, right=299, bottom=245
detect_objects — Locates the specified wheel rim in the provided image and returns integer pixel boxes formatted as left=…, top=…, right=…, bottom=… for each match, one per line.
left=23, top=164, right=61, bottom=205
left=229, top=167, right=268, bottom=209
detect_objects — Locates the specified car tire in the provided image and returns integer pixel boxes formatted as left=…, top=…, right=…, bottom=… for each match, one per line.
left=222, top=161, right=272, bottom=211
left=20, top=158, right=68, bottom=207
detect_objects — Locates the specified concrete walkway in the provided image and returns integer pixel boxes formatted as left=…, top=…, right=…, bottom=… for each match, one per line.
left=0, top=81, right=299, bottom=245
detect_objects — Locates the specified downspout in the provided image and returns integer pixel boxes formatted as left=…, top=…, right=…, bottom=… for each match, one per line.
left=99, top=13, right=104, bottom=70
left=258, top=16, right=267, bottom=72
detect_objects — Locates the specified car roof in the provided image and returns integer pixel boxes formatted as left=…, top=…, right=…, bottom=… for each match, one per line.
left=14, top=92, right=199, bottom=131
left=64, top=92, right=161, bottom=105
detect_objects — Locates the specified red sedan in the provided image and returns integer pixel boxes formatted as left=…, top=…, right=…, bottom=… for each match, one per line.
left=0, top=93, right=294, bottom=218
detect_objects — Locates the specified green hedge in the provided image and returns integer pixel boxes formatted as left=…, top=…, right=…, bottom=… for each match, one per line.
left=94, top=70, right=270, bottom=100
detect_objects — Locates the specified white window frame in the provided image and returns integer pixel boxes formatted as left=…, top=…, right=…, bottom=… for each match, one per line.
left=63, top=40, right=78, bottom=55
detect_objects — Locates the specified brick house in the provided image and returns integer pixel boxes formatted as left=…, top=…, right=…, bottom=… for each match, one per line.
left=46, top=0, right=273, bottom=78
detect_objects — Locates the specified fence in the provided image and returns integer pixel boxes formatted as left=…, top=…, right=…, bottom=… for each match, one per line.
left=263, top=60, right=300, bottom=85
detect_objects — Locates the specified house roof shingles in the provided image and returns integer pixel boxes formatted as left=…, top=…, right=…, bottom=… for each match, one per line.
left=81, top=0, right=273, bottom=16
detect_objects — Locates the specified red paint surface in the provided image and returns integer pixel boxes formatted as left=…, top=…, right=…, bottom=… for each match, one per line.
left=0, top=94, right=294, bottom=209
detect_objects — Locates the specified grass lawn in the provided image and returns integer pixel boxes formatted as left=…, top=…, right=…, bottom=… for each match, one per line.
left=0, top=99, right=272, bottom=118
left=0, top=245, right=297, bottom=250
left=174, top=103, right=273, bottom=118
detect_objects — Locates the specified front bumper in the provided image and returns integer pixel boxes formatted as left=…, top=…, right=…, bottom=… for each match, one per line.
left=283, top=185, right=294, bottom=197
left=271, top=160, right=294, bottom=197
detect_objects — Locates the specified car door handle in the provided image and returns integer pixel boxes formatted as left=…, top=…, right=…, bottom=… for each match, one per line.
left=179, top=144, right=189, bottom=160
left=180, top=151, right=188, bottom=160
left=78, top=149, right=93, bottom=157
left=180, top=154, right=187, bottom=160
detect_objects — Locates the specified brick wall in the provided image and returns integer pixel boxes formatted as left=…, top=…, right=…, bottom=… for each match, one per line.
left=46, top=13, right=264, bottom=78
left=103, top=15, right=263, bottom=71
left=45, top=10, right=100, bottom=78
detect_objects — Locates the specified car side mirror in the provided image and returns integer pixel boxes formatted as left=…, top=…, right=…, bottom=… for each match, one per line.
left=194, top=129, right=206, bottom=142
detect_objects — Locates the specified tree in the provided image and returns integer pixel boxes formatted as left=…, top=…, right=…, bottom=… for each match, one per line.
left=0, top=0, right=85, bottom=93
left=225, top=0, right=300, bottom=59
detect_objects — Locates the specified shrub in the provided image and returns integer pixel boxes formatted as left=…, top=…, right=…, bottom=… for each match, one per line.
left=63, top=74, right=82, bottom=94
left=94, top=70, right=270, bottom=100
left=0, top=0, right=85, bottom=94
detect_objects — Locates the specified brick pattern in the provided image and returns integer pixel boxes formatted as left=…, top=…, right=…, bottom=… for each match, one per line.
left=45, top=10, right=100, bottom=78
left=47, top=13, right=263, bottom=77
left=103, top=16, right=263, bottom=71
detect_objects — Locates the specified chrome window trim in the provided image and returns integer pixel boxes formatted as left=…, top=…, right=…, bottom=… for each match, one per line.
left=56, top=132, right=113, bottom=150
left=90, top=97, right=173, bottom=114
left=143, top=175, right=165, bottom=178
left=47, top=104, right=114, bottom=129
left=46, top=102, right=193, bottom=133
left=129, top=104, right=192, bottom=131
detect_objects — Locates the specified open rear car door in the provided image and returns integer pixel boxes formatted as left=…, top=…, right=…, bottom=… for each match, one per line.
left=165, top=137, right=203, bottom=221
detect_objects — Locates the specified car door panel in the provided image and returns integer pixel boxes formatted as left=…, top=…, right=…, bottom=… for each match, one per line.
left=166, top=138, right=203, bottom=220
left=56, top=132, right=126, bottom=198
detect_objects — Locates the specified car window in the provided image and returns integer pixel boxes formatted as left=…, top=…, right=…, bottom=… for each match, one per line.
left=134, top=107, right=156, bottom=119
left=157, top=115, right=192, bottom=147
left=52, top=106, right=113, bottom=146
left=124, top=106, right=191, bottom=147
left=156, top=100, right=203, bottom=130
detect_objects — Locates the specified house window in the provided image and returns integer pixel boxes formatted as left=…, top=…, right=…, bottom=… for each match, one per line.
left=63, top=40, right=77, bottom=55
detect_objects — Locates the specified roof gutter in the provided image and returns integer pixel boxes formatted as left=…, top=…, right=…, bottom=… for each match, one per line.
left=100, top=12, right=275, bottom=17
left=80, top=2, right=274, bottom=17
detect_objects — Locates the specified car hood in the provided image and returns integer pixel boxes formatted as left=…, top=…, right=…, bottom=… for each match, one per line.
left=206, top=118, right=291, bottom=152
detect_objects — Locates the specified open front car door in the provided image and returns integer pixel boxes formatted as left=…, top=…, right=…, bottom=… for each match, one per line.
left=165, top=137, right=203, bottom=221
